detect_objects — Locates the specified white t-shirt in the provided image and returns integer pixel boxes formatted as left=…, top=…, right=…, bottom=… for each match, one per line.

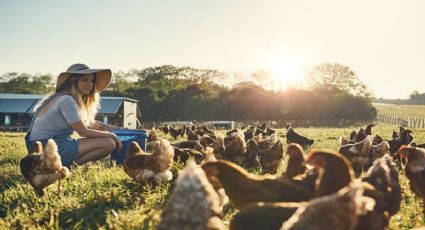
left=29, top=95, right=81, bottom=141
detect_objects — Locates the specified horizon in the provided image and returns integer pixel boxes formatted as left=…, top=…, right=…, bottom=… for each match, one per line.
left=1, top=0, right=424, bottom=99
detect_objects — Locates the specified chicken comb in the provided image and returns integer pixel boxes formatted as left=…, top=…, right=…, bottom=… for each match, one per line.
left=398, top=145, right=408, bottom=152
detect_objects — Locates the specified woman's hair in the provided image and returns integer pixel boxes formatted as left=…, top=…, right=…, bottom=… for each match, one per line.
left=35, top=74, right=100, bottom=126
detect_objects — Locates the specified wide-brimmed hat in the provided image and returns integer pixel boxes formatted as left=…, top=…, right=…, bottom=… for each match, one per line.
left=56, top=63, right=112, bottom=92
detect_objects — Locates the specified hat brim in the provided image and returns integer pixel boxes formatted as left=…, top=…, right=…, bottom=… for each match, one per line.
left=56, top=69, right=112, bottom=92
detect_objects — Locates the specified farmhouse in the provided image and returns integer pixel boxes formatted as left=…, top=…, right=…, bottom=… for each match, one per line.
left=0, top=93, right=141, bottom=131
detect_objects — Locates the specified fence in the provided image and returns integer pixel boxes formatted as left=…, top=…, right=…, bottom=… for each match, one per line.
left=139, top=119, right=374, bottom=129
left=376, top=112, right=425, bottom=128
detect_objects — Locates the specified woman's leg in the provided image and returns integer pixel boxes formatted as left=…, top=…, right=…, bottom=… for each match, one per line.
left=75, top=137, right=116, bottom=165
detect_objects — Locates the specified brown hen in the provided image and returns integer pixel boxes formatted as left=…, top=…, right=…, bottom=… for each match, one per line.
left=123, top=139, right=174, bottom=185
left=157, top=162, right=226, bottom=230
left=339, top=136, right=373, bottom=177
left=201, top=160, right=314, bottom=209
left=283, top=143, right=307, bottom=179
left=20, top=139, right=71, bottom=196
left=280, top=184, right=375, bottom=230
left=307, top=150, right=354, bottom=196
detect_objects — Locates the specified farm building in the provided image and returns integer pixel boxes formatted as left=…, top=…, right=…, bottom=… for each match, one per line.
left=0, top=93, right=141, bottom=131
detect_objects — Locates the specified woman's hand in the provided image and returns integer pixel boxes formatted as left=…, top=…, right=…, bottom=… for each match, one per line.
left=109, top=133, right=123, bottom=152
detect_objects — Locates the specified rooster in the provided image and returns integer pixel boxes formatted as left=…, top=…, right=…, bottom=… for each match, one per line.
left=388, top=129, right=413, bottom=154
left=281, top=185, right=375, bottom=230
left=283, top=143, right=307, bottom=179
left=201, top=160, right=314, bottom=209
left=157, top=162, right=226, bottom=230
left=123, top=139, right=174, bottom=185
left=20, top=139, right=71, bottom=196
left=396, top=146, right=425, bottom=216
left=286, top=125, right=314, bottom=148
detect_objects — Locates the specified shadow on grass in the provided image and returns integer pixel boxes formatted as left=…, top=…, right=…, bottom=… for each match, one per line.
left=0, top=173, right=25, bottom=193
left=58, top=195, right=131, bottom=229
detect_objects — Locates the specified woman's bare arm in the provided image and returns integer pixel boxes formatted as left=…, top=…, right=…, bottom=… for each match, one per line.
left=70, top=121, right=122, bottom=149
left=90, top=121, right=121, bottom=131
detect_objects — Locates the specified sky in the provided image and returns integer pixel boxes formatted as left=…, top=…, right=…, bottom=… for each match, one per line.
left=1, top=0, right=424, bottom=99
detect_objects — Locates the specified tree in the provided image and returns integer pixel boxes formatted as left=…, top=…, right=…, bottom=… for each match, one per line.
left=307, top=63, right=371, bottom=99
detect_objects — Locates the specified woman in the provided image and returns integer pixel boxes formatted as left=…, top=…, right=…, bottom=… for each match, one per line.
left=25, top=63, right=123, bottom=166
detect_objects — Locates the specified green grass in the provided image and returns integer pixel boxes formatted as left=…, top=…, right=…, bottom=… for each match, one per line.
left=1, top=124, right=424, bottom=229
left=374, top=103, right=425, bottom=118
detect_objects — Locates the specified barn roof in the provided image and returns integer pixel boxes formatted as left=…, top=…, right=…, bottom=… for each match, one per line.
left=0, top=94, right=138, bottom=114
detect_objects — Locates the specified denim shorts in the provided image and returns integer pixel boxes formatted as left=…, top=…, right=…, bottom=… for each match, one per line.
left=25, top=136, right=79, bottom=166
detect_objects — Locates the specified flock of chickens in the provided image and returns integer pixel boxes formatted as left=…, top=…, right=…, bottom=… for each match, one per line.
left=18, top=122, right=425, bottom=229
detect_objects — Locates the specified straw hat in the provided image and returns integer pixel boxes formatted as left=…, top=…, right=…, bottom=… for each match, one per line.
left=56, top=63, right=112, bottom=92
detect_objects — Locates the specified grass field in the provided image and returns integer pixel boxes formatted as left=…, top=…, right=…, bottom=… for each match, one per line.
left=1, top=124, right=425, bottom=229
left=374, top=103, right=425, bottom=118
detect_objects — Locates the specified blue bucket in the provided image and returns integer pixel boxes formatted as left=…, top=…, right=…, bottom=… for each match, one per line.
left=111, top=129, right=147, bottom=164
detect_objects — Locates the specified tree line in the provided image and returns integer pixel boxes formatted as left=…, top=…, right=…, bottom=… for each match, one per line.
left=0, top=63, right=376, bottom=121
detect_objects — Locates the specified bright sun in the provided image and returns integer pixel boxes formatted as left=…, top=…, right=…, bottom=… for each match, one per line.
left=268, top=55, right=304, bottom=90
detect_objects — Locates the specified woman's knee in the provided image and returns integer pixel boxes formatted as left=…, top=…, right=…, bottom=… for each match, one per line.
left=104, top=137, right=117, bottom=152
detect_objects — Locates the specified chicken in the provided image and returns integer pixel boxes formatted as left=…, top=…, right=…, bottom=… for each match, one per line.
left=123, top=139, right=174, bottom=185
left=265, top=126, right=276, bottom=136
left=280, top=185, right=375, bottom=230
left=200, top=135, right=215, bottom=148
left=20, top=139, right=71, bottom=196
left=201, top=125, right=216, bottom=139
left=258, top=122, right=267, bottom=131
left=248, top=139, right=285, bottom=174
left=160, top=125, right=170, bottom=135
left=146, top=140, right=160, bottom=152
left=357, top=154, right=402, bottom=230
left=283, top=143, right=307, bottom=179
left=230, top=201, right=301, bottom=230
left=286, top=125, right=314, bottom=148
left=173, top=140, right=204, bottom=152
left=226, top=128, right=238, bottom=137
left=168, top=125, right=181, bottom=140
left=257, top=133, right=278, bottom=150
left=365, top=124, right=375, bottom=136
left=411, top=142, right=425, bottom=148
left=201, top=160, right=314, bottom=209
left=369, top=141, right=390, bottom=165
left=388, top=129, right=413, bottom=154
left=306, top=150, right=354, bottom=196
left=173, top=147, right=205, bottom=164
left=254, top=128, right=268, bottom=137
left=211, top=135, right=226, bottom=159
left=186, top=128, right=200, bottom=141
left=245, top=139, right=259, bottom=164
left=372, top=134, right=383, bottom=145
left=157, top=162, right=226, bottom=230
left=243, top=127, right=255, bottom=143
left=397, top=146, right=425, bottom=215
left=354, top=128, right=367, bottom=142
left=339, top=136, right=373, bottom=177
left=147, top=128, right=157, bottom=142
left=224, top=132, right=247, bottom=164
